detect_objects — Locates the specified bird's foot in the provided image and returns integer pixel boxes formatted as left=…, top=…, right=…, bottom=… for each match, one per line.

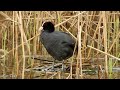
left=50, top=67, right=55, bottom=72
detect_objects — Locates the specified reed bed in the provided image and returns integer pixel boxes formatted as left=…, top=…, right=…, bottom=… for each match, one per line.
left=0, top=11, right=120, bottom=79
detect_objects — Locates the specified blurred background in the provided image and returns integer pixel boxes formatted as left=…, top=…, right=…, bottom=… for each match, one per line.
left=0, top=11, right=120, bottom=79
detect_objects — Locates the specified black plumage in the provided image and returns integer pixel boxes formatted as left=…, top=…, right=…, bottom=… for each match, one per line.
left=40, top=21, right=76, bottom=71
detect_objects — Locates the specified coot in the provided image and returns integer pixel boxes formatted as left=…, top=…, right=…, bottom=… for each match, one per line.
left=40, top=21, right=76, bottom=71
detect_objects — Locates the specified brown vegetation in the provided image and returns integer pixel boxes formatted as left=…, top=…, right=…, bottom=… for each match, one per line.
left=0, top=11, right=120, bottom=79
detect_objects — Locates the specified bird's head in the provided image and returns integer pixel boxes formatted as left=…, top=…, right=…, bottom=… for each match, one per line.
left=42, top=21, right=55, bottom=32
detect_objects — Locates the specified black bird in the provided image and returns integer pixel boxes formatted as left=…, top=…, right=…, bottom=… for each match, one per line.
left=40, top=21, right=76, bottom=71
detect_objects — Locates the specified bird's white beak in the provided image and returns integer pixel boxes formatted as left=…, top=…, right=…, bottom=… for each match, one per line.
left=38, top=26, right=43, bottom=32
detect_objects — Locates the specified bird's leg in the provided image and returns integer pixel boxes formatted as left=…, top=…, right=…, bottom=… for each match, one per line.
left=51, top=60, right=55, bottom=71
left=61, top=60, right=65, bottom=79
left=62, top=60, right=64, bottom=72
